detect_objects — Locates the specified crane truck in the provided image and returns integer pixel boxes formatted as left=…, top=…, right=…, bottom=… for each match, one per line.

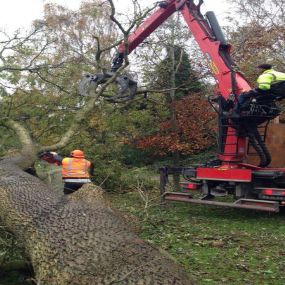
left=80, top=0, right=285, bottom=212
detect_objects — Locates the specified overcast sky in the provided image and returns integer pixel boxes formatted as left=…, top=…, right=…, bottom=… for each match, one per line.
left=0, top=0, right=231, bottom=33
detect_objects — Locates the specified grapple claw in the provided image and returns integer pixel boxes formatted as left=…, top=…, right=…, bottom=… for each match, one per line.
left=79, top=72, right=137, bottom=102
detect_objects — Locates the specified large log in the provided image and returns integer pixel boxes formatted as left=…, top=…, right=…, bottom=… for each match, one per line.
left=0, top=161, right=194, bottom=285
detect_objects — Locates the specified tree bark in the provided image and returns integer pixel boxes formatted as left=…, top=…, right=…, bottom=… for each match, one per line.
left=169, top=45, right=181, bottom=192
left=0, top=160, right=194, bottom=285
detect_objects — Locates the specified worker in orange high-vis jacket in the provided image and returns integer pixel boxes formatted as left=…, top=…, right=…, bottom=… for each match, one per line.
left=39, top=149, right=94, bottom=194
left=61, top=149, right=94, bottom=195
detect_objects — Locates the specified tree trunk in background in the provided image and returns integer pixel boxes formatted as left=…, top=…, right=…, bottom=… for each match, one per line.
left=169, top=45, right=181, bottom=191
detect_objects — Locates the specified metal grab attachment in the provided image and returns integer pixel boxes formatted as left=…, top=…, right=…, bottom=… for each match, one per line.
left=79, top=71, right=137, bottom=103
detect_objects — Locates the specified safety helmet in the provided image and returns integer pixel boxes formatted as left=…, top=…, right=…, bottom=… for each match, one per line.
left=70, top=149, right=85, bottom=158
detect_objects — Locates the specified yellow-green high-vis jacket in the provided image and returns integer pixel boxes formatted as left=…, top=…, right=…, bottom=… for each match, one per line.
left=257, top=69, right=285, bottom=90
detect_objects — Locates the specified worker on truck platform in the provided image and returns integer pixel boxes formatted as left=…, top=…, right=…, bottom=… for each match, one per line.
left=231, top=63, right=285, bottom=116
left=39, top=149, right=94, bottom=195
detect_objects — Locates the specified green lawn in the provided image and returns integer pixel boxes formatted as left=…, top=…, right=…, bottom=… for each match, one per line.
left=1, top=188, right=285, bottom=285
left=108, top=190, right=285, bottom=285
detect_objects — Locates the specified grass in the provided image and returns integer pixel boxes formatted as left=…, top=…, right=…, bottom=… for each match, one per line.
left=1, top=183, right=285, bottom=285
left=108, top=190, right=285, bottom=285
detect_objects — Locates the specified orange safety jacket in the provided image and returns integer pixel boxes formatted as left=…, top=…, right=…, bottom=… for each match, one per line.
left=61, top=157, right=91, bottom=179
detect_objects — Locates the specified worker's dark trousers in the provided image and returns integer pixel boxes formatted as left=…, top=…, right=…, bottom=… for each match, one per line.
left=63, top=182, right=85, bottom=195
left=234, top=92, right=252, bottom=113
left=271, top=81, right=285, bottom=98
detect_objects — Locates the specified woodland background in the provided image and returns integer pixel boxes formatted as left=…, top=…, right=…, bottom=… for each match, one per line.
left=1, top=0, right=285, bottom=284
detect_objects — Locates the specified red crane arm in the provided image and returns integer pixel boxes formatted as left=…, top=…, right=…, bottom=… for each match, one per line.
left=179, top=1, right=251, bottom=98
left=115, top=0, right=253, bottom=164
left=111, top=1, right=177, bottom=71
left=117, top=1, right=177, bottom=54
left=117, top=0, right=251, bottom=97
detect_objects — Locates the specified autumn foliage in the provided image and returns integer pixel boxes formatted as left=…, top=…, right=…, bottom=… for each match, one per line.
left=135, top=94, right=216, bottom=156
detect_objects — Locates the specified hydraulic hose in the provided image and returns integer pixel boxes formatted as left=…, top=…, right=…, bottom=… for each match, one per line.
left=253, top=128, right=271, bottom=167
left=247, top=126, right=271, bottom=167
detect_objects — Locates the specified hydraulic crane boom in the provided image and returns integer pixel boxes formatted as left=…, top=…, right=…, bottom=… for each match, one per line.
left=112, top=0, right=252, bottom=165
left=114, top=0, right=251, bottom=95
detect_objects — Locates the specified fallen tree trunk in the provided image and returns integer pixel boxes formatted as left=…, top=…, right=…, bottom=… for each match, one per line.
left=0, top=161, right=194, bottom=285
